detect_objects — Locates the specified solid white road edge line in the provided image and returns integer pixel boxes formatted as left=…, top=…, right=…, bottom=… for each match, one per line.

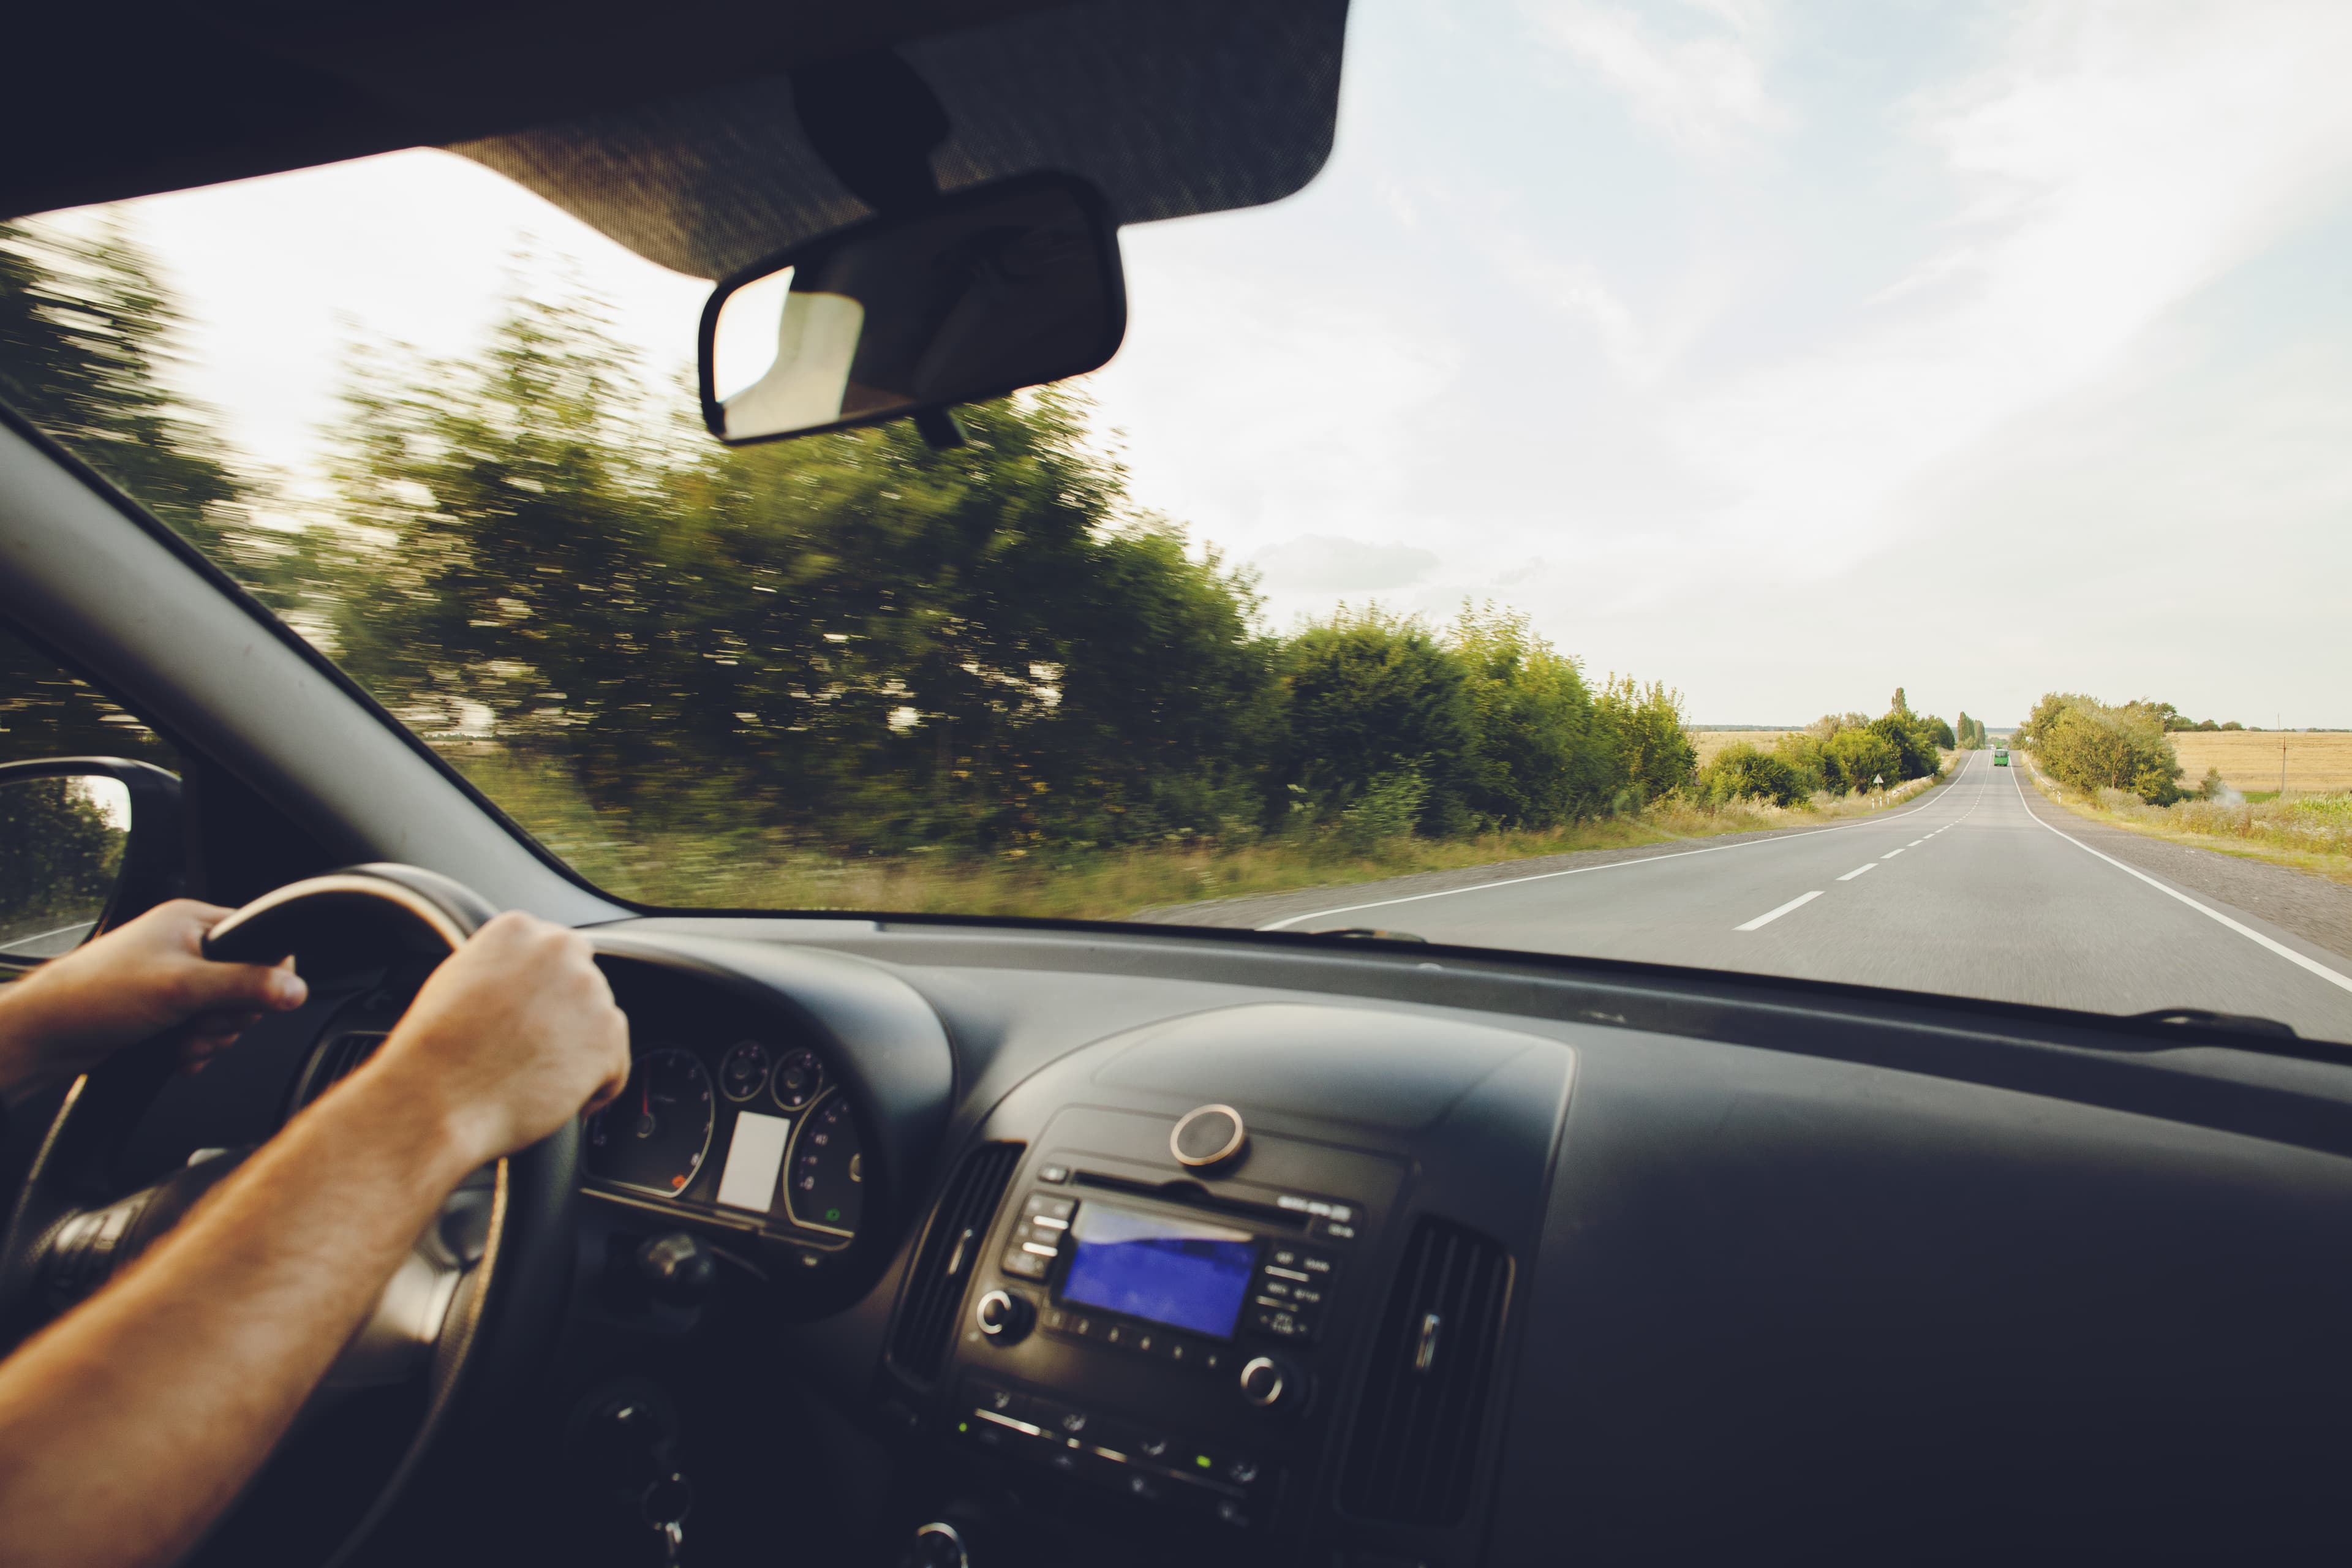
left=2010, top=759, right=2352, bottom=998
left=1837, top=864, right=1876, bottom=881
left=1736, top=891, right=1823, bottom=932
left=1257, top=778, right=1960, bottom=932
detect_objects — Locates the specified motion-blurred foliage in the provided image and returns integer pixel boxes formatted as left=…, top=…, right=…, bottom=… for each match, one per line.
left=1, top=226, right=1952, bottom=900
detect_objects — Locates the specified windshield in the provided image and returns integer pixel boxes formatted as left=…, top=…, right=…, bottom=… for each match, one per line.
left=4, top=1, right=2349, bottom=1042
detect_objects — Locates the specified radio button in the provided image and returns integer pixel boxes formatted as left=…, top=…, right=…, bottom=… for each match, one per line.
left=1268, top=1246, right=1302, bottom=1269
left=1034, top=1400, right=1093, bottom=1438
left=1001, top=1248, right=1049, bottom=1280
left=1036, top=1164, right=1071, bottom=1184
left=969, top=1381, right=1028, bottom=1419
left=1248, top=1304, right=1314, bottom=1341
left=1023, top=1193, right=1077, bottom=1221
left=1310, top=1217, right=1358, bottom=1243
left=1289, top=1285, right=1325, bottom=1308
left=1298, top=1253, right=1338, bottom=1275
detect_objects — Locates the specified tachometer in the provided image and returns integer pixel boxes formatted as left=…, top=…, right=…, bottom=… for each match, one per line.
left=586, top=1047, right=715, bottom=1198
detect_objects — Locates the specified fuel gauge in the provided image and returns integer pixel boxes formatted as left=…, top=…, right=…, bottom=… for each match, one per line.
left=719, top=1040, right=771, bottom=1103
left=771, top=1047, right=826, bottom=1110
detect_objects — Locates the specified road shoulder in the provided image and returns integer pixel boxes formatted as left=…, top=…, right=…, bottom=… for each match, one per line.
left=1136, top=775, right=1959, bottom=933
left=2015, top=767, right=2352, bottom=962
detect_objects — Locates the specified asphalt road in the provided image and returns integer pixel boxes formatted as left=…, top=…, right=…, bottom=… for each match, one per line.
left=1167, top=752, right=2352, bottom=1042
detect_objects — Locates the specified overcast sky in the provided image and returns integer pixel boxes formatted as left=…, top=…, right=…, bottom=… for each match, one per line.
left=108, top=0, right=2352, bottom=726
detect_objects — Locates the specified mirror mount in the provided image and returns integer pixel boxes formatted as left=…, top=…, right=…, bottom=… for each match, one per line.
left=788, top=49, right=951, bottom=217
left=912, top=407, right=968, bottom=451
left=0, top=758, right=183, bottom=972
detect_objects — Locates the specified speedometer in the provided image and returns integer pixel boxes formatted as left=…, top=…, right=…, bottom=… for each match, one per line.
left=586, top=1047, right=715, bottom=1198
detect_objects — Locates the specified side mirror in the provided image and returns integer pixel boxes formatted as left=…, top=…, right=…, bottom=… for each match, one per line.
left=698, top=172, right=1126, bottom=446
left=0, top=759, right=182, bottom=970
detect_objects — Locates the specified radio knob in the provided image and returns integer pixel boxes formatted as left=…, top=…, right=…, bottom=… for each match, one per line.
left=1238, top=1354, right=1291, bottom=1408
left=976, top=1289, right=1033, bottom=1343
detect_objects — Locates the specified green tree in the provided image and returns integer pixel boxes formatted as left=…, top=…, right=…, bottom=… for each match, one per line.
left=1275, top=606, right=1476, bottom=835
left=2028, top=692, right=2185, bottom=804
left=1700, top=742, right=1807, bottom=807
left=325, top=293, right=1284, bottom=855
left=0, top=221, right=268, bottom=579
left=0, top=776, right=125, bottom=941
left=1593, top=676, right=1695, bottom=807
left=1449, top=604, right=1607, bottom=829
left=1821, top=726, right=1900, bottom=792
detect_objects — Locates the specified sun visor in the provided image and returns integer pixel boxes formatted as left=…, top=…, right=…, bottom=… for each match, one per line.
left=454, top=0, right=1349, bottom=281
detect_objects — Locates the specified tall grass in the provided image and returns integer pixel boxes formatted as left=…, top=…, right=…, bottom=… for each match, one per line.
left=2022, top=756, right=2352, bottom=884
left=448, top=747, right=1951, bottom=920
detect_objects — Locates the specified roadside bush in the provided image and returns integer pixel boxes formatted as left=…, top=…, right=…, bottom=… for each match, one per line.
left=2031, top=693, right=2184, bottom=804
left=1821, top=726, right=1901, bottom=792
left=1276, top=606, right=1479, bottom=836
left=1700, top=743, right=1808, bottom=807
left=1333, top=767, right=1429, bottom=852
left=1594, top=676, right=1696, bottom=808
left=1452, top=605, right=1608, bottom=829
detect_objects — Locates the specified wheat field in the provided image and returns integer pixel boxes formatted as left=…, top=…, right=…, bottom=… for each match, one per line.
left=2173, top=732, right=2352, bottom=793
left=1689, top=729, right=1796, bottom=765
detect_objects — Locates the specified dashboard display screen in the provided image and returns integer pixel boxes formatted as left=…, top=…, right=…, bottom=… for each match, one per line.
left=1058, top=1203, right=1257, bottom=1339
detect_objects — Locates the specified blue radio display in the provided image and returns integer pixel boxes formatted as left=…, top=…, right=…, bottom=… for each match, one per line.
left=1057, top=1203, right=1257, bottom=1340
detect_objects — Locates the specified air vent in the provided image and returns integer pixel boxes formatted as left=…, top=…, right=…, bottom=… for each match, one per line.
left=1337, top=1216, right=1514, bottom=1527
left=888, top=1141, right=1023, bottom=1387
left=292, top=1031, right=386, bottom=1112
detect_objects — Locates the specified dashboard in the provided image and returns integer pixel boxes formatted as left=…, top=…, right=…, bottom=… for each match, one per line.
left=104, top=914, right=2352, bottom=1565
left=576, top=915, right=2352, bottom=1566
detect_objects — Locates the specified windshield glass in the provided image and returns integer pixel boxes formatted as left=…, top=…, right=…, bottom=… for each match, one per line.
left=5, top=0, right=2350, bottom=1041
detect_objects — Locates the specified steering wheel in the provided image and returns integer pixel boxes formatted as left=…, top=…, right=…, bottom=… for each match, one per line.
left=0, top=865, right=581, bottom=1566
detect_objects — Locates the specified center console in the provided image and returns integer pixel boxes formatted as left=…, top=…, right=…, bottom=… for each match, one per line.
left=951, top=1144, right=1374, bottom=1531
left=885, top=1001, right=1577, bottom=1566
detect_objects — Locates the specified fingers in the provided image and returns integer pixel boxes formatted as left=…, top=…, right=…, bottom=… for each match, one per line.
left=173, top=957, right=308, bottom=1020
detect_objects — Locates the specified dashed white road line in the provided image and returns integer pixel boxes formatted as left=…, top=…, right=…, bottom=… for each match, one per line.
left=1736, top=891, right=1823, bottom=932
left=1880, top=848, right=1905, bottom=859
left=1837, top=864, right=1877, bottom=882
left=1257, top=777, right=1961, bottom=931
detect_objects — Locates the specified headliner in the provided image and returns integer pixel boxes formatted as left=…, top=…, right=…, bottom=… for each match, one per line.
left=7, top=0, right=1348, bottom=281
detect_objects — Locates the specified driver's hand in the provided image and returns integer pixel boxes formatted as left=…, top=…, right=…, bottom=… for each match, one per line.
left=364, top=911, right=630, bottom=1167
left=0, top=899, right=309, bottom=1102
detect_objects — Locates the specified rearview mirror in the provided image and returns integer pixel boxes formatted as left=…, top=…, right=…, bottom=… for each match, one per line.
left=0, top=758, right=183, bottom=967
left=698, top=173, right=1126, bottom=445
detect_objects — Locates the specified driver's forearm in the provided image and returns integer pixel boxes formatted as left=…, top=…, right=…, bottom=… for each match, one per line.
left=0, top=1065, right=480, bottom=1568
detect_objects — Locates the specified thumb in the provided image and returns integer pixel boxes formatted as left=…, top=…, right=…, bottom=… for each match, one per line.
left=178, top=956, right=309, bottom=1017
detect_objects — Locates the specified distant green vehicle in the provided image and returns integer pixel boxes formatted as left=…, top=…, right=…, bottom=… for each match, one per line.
left=1994, top=747, right=2009, bottom=766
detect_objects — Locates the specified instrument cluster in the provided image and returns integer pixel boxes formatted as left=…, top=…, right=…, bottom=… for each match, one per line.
left=584, top=1033, right=864, bottom=1242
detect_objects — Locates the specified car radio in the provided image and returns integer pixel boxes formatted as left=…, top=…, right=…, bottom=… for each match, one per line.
left=942, top=1163, right=1371, bottom=1534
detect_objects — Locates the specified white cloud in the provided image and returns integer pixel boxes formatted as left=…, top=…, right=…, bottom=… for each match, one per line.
left=1666, top=0, right=2352, bottom=577
left=1250, top=535, right=1442, bottom=597
left=1523, top=0, right=1784, bottom=153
